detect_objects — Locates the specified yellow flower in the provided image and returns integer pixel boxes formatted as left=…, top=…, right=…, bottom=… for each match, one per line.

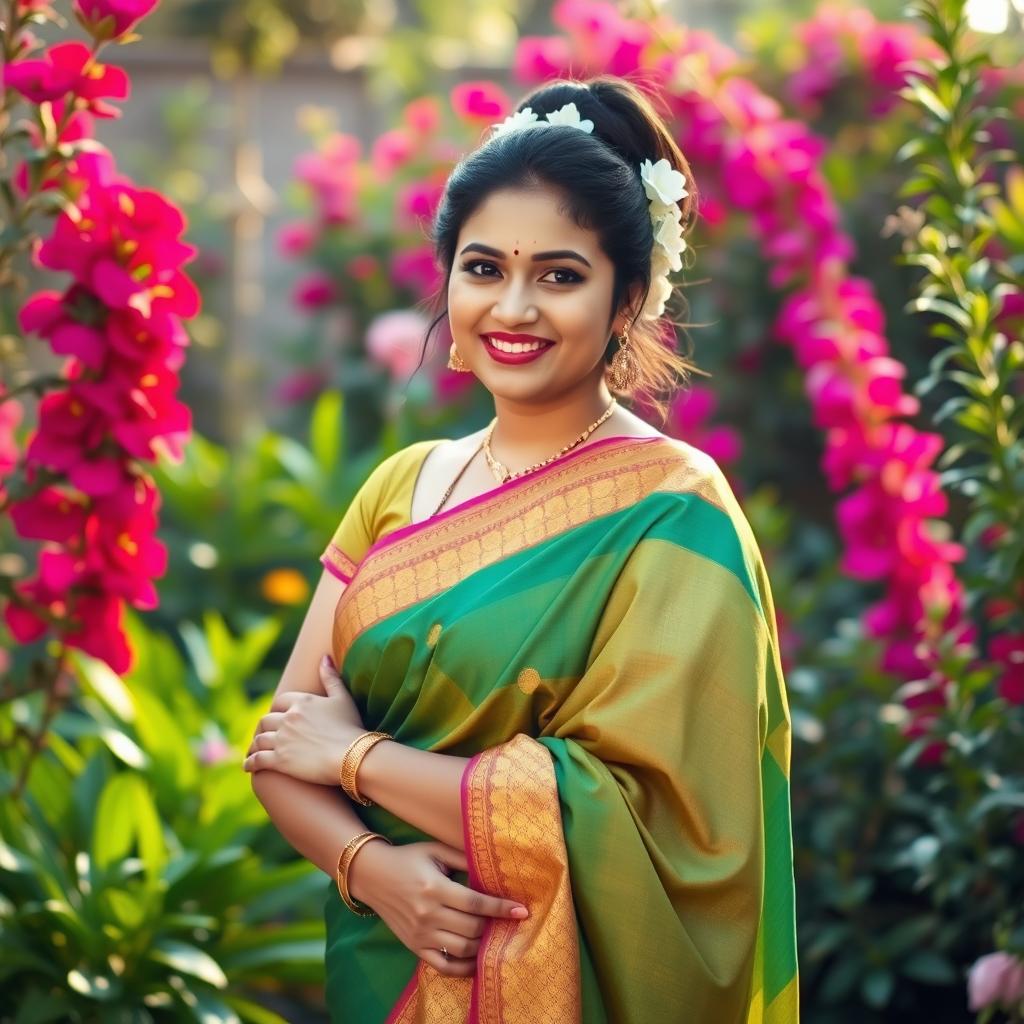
left=261, top=568, right=309, bottom=605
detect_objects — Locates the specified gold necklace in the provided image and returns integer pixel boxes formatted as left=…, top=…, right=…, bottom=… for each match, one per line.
left=483, top=399, right=617, bottom=484
left=429, top=400, right=619, bottom=518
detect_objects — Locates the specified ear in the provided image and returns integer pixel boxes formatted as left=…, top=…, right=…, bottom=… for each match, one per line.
left=614, top=283, right=644, bottom=334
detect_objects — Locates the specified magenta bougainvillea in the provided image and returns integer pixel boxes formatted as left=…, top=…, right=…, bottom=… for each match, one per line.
left=1, top=0, right=197, bottom=673
left=513, top=0, right=980, bottom=754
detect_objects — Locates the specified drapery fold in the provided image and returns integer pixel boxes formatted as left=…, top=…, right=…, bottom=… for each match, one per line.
left=320, top=436, right=798, bottom=1024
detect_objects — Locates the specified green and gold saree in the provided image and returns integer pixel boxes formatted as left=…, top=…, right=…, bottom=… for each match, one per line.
left=320, top=434, right=799, bottom=1023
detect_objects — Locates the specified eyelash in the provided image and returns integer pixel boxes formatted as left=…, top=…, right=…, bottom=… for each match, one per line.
left=459, top=260, right=584, bottom=285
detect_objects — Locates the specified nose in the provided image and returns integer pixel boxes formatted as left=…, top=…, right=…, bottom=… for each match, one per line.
left=490, top=278, right=539, bottom=326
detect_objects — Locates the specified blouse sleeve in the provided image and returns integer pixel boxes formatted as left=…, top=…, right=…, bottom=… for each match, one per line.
left=320, top=454, right=398, bottom=584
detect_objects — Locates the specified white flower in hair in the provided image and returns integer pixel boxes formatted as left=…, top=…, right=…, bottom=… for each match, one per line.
left=491, top=107, right=541, bottom=135
left=541, top=102, right=595, bottom=133
left=652, top=210, right=687, bottom=273
left=639, top=158, right=688, bottom=207
left=491, top=102, right=595, bottom=137
left=642, top=274, right=674, bottom=320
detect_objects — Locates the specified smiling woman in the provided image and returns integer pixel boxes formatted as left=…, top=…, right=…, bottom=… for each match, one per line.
left=248, top=73, right=799, bottom=1024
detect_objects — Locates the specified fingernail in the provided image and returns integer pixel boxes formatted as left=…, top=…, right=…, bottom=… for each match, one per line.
left=321, top=655, right=328, bottom=666
left=511, top=906, right=528, bottom=918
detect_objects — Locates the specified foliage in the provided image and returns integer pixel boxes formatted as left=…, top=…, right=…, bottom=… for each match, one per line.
left=0, top=611, right=328, bottom=1022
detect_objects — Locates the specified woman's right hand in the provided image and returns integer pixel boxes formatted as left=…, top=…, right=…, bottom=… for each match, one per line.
left=347, top=839, right=529, bottom=977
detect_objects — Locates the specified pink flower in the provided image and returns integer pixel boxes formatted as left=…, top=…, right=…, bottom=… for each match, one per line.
left=372, top=130, right=416, bottom=179
left=9, top=488, right=89, bottom=542
left=275, top=220, right=316, bottom=258
left=514, top=36, right=573, bottom=83
left=292, top=271, right=338, bottom=310
left=968, top=952, right=1024, bottom=1011
left=450, top=81, right=510, bottom=123
left=0, top=387, right=23, bottom=481
left=72, top=0, right=158, bottom=41
left=2, top=42, right=128, bottom=118
left=365, top=310, right=429, bottom=381
left=390, top=246, right=441, bottom=300
left=990, top=634, right=1024, bottom=706
left=395, top=177, right=446, bottom=230
left=347, top=254, right=379, bottom=281
left=273, top=368, right=325, bottom=405
left=402, top=96, right=442, bottom=137
left=197, top=733, right=232, bottom=766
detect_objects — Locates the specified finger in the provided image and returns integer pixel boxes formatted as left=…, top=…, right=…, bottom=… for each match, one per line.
left=429, top=842, right=469, bottom=874
left=441, top=879, right=529, bottom=920
left=250, top=732, right=274, bottom=753
left=420, top=947, right=475, bottom=978
left=436, top=906, right=487, bottom=940
left=434, top=929, right=480, bottom=960
left=243, top=749, right=276, bottom=772
left=319, top=654, right=344, bottom=694
left=257, top=711, right=285, bottom=733
left=269, top=691, right=306, bottom=713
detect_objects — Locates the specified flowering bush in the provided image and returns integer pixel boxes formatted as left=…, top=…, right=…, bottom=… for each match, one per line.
left=0, top=1, right=198, bottom=784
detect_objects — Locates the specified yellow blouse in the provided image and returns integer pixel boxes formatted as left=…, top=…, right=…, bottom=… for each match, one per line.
left=320, top=439, right=443, bottom=584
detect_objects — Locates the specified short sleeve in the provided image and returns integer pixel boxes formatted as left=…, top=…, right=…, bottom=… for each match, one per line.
left=320, top=440, right=443, bottom=584
left=320, top=455, right=396, bottom=584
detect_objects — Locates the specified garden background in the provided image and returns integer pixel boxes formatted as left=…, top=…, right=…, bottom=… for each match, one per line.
left=1, top=0, right=1023, bottom=1020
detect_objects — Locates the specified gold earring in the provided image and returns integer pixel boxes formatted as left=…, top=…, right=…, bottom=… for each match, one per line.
left=447, top=341, right=471, bottom=372
left=607, top=326, right=639, bottom=392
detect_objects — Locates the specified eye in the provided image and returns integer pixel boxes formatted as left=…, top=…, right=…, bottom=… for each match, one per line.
left=460, top=259, right=499, bottom=278
left=459, top=260, right=583, bottom=285
left=543, top=267, right=583, bottom=285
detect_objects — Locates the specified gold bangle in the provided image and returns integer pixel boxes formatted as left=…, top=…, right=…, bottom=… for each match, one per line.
left=336, top=830, right=392, bottom=916
left=339, top=730, right=393, bottom=806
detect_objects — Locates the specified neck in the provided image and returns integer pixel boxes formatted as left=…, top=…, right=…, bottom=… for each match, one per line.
left=488, top=371, right=618, bottom=468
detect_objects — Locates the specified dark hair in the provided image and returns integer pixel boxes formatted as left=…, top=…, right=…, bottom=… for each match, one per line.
left=416, top=75, right=703, bottom=424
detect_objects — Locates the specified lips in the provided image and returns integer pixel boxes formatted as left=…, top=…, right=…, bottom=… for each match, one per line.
left=484, top=332, right=555, bottom=345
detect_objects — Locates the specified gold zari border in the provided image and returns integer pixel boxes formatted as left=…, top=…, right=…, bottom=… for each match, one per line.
left=333, top=437, right=723, bottom=666
left=388, top=734, right=580, bottom=1024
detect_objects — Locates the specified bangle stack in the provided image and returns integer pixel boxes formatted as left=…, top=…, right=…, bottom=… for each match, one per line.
left=336, top=830, right=392, bottom=916
left=339, top=729, right=393, bottom=806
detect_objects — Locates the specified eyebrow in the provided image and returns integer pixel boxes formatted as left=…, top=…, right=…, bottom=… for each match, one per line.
left=458, top=242, right=592, bottom=269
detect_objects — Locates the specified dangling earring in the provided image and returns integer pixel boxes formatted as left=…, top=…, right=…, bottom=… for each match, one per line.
left=447, top=341, right=471, bottom=372
left=607, top=325, right=639, bottom=392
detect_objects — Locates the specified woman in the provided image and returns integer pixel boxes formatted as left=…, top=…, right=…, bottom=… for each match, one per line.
left=245, top=75, right=799, bottom=1023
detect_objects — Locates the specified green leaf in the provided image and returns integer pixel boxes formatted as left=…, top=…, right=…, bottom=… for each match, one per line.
left=310, top=389, right=343, bottom=475
left=149, top=938, right=228, bottom=988
left=902, top=950, right=958, bottom=984
left=906, top=295, right=973, bottom=330
left=902, top=81, right=952, bottom=121
left=73, top=652, right=135, bottom=722
left=862, top=968, right=895, bottom=1008
left=92, top=774, right=139, bottom=869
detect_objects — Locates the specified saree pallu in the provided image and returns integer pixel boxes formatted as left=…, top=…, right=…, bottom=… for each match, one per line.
left=323, top=435, right=799, bottom=1023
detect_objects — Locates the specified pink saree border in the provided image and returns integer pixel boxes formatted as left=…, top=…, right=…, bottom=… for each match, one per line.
left=362, top=433, right=663, bottom=568
left=386, top=738, right=581, bottom=1023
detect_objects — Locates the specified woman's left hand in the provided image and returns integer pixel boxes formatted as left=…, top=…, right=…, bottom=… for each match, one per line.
left=243, top=655, right=365, bottom=786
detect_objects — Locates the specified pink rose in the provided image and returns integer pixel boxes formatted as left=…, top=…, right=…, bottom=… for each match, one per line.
left=968, top=952, right=1024, bottom=1011
left=365, top=310, right=429, bottom=381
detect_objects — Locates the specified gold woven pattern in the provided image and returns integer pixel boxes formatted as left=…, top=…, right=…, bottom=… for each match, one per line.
left=426, top=622, right=443, bottom=648
left=389, top=965, right=473, bottom=1023
left=464, top=733, right=581, bottom=1023
left=322, top=541, right=358, bottom=582
left=389, top=734, right=580, bottom=1024
left=332, top=436, right=723, bottom=667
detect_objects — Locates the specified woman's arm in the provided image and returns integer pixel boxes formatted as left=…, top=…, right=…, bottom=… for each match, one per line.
left=249, top=569, right=466, bottom=854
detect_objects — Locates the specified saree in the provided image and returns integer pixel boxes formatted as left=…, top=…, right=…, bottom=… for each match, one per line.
left=319, top=434, right=799, bottom=1023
